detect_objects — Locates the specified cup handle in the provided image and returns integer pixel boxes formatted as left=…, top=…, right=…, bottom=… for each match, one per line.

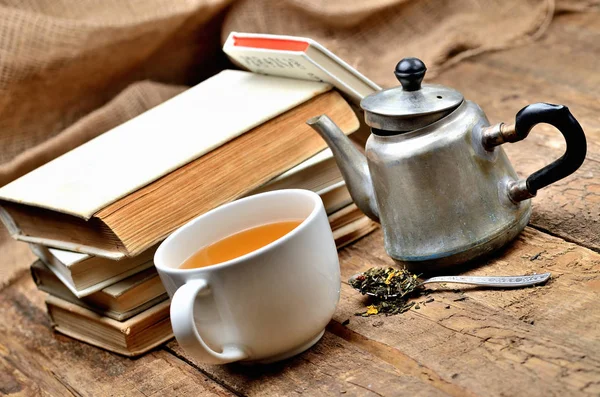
left=170, top=279, right=249, bottom=364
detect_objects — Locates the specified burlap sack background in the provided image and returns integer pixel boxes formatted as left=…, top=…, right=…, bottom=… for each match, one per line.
left=1, top=0, right=598, bottom=284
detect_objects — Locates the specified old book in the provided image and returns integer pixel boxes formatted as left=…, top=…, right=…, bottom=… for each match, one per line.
left=30, top=244, right=156, bottom=297
left=31, top=260, right=166, bottom=320
left=223, top=32, right=381, bottom=103
left=46, top=295, right=172, bottom=357
left=0, top=70, right=330, bottom=220
left=0, top=84, right=359, bottom=258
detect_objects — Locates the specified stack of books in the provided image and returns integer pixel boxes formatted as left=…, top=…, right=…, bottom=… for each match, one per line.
left=0, top=34, right=380, bottom=356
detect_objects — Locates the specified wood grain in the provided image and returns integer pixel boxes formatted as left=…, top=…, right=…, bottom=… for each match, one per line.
left=332, top=227, right=600, bottom=396
left=0, top=276, right=234, bottom=397
left=166, top=333, right=454, bottom=397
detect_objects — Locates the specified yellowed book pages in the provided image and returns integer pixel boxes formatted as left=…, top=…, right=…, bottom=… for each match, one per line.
left=30, top=244, right=156, bottom=297
left=0, top=70, right=331, bottom=219
left=46, top=296, right=172, bottom=357
left=31, top=260, right=166, bottom=321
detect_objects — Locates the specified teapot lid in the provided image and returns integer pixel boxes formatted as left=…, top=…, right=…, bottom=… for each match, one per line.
left=361, top=58, right=464, bottom=132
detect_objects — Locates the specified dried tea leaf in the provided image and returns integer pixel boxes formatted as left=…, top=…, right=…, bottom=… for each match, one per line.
left=349, top=267, right=421, bottom=299
left=350, top=267, right=423, bottom=317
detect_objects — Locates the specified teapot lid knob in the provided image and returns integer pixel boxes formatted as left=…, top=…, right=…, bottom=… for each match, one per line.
left=394, top=58, right=426, bottom=91
left=360, top=56, right=463, bottom=132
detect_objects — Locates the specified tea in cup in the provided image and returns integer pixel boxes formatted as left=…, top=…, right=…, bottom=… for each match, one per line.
left=154, top=189, right=340, bottom=364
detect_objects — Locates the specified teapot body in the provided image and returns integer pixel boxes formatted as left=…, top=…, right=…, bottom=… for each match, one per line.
left=308, top=57, right=586, bottom=271
left=366, top=101, right=531, bottom=270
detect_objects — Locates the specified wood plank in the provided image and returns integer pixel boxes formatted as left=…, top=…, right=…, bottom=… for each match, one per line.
left=2, top=266, right=462, bottom=396
left=330, top=227, right=600, bottom=397
left=431, top=12, right=600, bottom=252
left=166, top=333, right=457, bottom=397
left=0, top=275, right=234, bottom=397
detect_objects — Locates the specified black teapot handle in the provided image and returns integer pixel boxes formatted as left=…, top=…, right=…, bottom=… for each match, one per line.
left=482, top=103, right=587, bottom=203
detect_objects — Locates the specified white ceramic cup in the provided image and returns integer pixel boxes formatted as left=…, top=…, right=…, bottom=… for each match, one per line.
left=154, top=189, right=340, bottom=364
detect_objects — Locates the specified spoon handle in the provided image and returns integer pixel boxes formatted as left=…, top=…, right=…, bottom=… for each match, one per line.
left=421, top=273, right=551, bottom=288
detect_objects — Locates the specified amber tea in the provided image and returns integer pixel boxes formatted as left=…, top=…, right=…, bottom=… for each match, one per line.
left=179, top=220, right=303, bottom=269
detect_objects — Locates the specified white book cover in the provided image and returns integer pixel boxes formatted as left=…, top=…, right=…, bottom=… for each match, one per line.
left=0, top=70, right=331, bottom=219
left=223, top=32, right=381, bottom=103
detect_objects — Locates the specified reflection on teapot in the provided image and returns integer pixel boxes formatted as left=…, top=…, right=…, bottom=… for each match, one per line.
left=308, top=58, right=586, bottom=271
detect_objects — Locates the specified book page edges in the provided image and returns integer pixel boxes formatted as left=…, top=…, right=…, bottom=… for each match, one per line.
left=47, top=295, right=168, bottom=323
left=43, top=258, right=154, bottom=298
left=267, top=148, right=334, bottom=181
left=102, top=268, right=160, bottom=297
left=50, top=322, right=172, bottom=357
left=46, top=295, right=170, bottom=328
left=31, top=245, right=157, bottom=298
left=46, top=296, right=173, bottom=351
left=20, top=235, right=126, bottom=260
left=78, top=262, right=155, bottom=298
left=0, top=71, right=331, bottom=219
left=32, top=261, right=167, bottom=320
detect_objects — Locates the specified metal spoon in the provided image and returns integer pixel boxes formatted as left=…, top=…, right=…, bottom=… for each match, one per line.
left=348, top=272, right=551, bottom=299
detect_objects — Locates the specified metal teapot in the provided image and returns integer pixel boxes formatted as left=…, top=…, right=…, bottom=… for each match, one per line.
left=308, top=57, right=587, bottom=271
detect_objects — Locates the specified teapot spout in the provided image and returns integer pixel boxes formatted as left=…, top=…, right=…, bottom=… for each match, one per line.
left=307, top=115, right=379, bottom=222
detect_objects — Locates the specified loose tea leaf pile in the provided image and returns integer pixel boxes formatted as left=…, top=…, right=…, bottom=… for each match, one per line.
left=349, top=267, right=423, bottom=316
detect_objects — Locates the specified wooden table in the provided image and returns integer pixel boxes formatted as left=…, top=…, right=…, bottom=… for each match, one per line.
left=2, top=12, right=599, bottom=397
